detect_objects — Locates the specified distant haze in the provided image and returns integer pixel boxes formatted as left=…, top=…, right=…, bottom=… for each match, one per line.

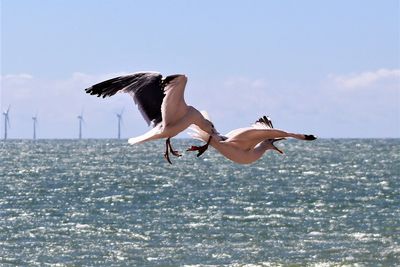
left=1, top=0, right=399, bottom=138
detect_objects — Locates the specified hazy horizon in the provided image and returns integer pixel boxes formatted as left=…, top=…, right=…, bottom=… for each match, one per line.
left=2, top=137, right=399, bottom=141
left=2, top=0, right=399, bottom=139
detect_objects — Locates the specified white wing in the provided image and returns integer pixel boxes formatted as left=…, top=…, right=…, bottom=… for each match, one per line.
left=223, top=116, right=275, bottom=150
left=128, top=125, right=163, bottom=145
left=161, top=75, right=188, bottom=126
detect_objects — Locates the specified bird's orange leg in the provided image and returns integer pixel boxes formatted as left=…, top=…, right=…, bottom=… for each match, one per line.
left=187, top=136, right=212, bottom=157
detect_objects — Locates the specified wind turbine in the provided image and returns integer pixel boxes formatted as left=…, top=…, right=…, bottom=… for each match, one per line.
left=116, top=108, right=124, bottom=139
left=3, top=106, right=10, bottom=140
left=32, top=113, right=38, bottom=140
left=77, top=110, right=84, bottom=139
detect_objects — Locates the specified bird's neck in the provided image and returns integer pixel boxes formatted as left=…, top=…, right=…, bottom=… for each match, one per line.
left=188, top=107, right=210, bottom=131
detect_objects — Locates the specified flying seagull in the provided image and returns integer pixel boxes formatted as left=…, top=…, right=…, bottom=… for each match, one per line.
left=188, top=115, right=316, bottom=164
left=85, top=72, right=217, bottom=164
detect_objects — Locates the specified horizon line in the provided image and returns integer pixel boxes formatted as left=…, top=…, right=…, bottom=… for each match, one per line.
left=1, top=137, right=400, bottom=141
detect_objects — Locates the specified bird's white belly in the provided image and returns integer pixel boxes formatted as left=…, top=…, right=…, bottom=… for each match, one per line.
left=160, top=115, right=193, bottom=138
left=213, top=141, right=264, bottom=164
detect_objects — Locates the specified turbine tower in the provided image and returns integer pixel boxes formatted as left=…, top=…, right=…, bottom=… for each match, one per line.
left=32, top=113, right=38, bottom=140
left=77, top=110, right=84, bottom=139
left=3, top=106, right=10, bottom=140
left=116, top=108, right=124, bottom=139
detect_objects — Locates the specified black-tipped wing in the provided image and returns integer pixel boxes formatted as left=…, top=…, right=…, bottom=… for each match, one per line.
left=224, top=115, right=276, bottom=150
left=85, top=72, right=165, bottom=126
left=253, top=115, right=274, bottom=129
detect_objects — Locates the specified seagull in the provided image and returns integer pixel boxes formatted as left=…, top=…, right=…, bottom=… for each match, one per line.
left=85, top=72, right=217, bottom=164
left=188, top=115, right=316, bottom=164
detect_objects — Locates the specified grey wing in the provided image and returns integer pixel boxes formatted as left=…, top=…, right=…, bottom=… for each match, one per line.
left=85, top=71, right=165, bottom=126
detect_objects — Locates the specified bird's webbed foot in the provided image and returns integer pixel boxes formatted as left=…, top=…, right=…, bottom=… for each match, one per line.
left=187, top=136, right=212, bottom=157
left=164, top=152, right=173, bottom=164
left=168, top=140, right=182, bottom=157
left=164, top=138, right=181, bottom=164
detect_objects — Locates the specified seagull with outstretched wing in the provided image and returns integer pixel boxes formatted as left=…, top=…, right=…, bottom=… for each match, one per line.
left=188, top=115, right=316, bottom=164
left=85, top=72, right=217, bottom=164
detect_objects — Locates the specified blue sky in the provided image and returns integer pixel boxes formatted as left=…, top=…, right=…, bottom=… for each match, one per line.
left=1, top=0, right=399, bottom=138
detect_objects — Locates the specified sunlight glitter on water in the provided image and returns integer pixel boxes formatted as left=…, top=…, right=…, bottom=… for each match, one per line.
left=0, top=139, right=399, bottom=265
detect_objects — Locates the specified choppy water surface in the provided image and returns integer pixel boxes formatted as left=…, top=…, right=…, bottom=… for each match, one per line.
left=1, top=139, right=399, bottom=266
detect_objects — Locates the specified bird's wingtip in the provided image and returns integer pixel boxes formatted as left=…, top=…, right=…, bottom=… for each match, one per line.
left=128, top=138, right=138, bottom=145
left=304, top=135, right=317, bottom=141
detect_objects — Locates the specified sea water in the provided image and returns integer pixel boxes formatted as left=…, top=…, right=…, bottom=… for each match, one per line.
left=0, top=139, right=399, bottom=266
